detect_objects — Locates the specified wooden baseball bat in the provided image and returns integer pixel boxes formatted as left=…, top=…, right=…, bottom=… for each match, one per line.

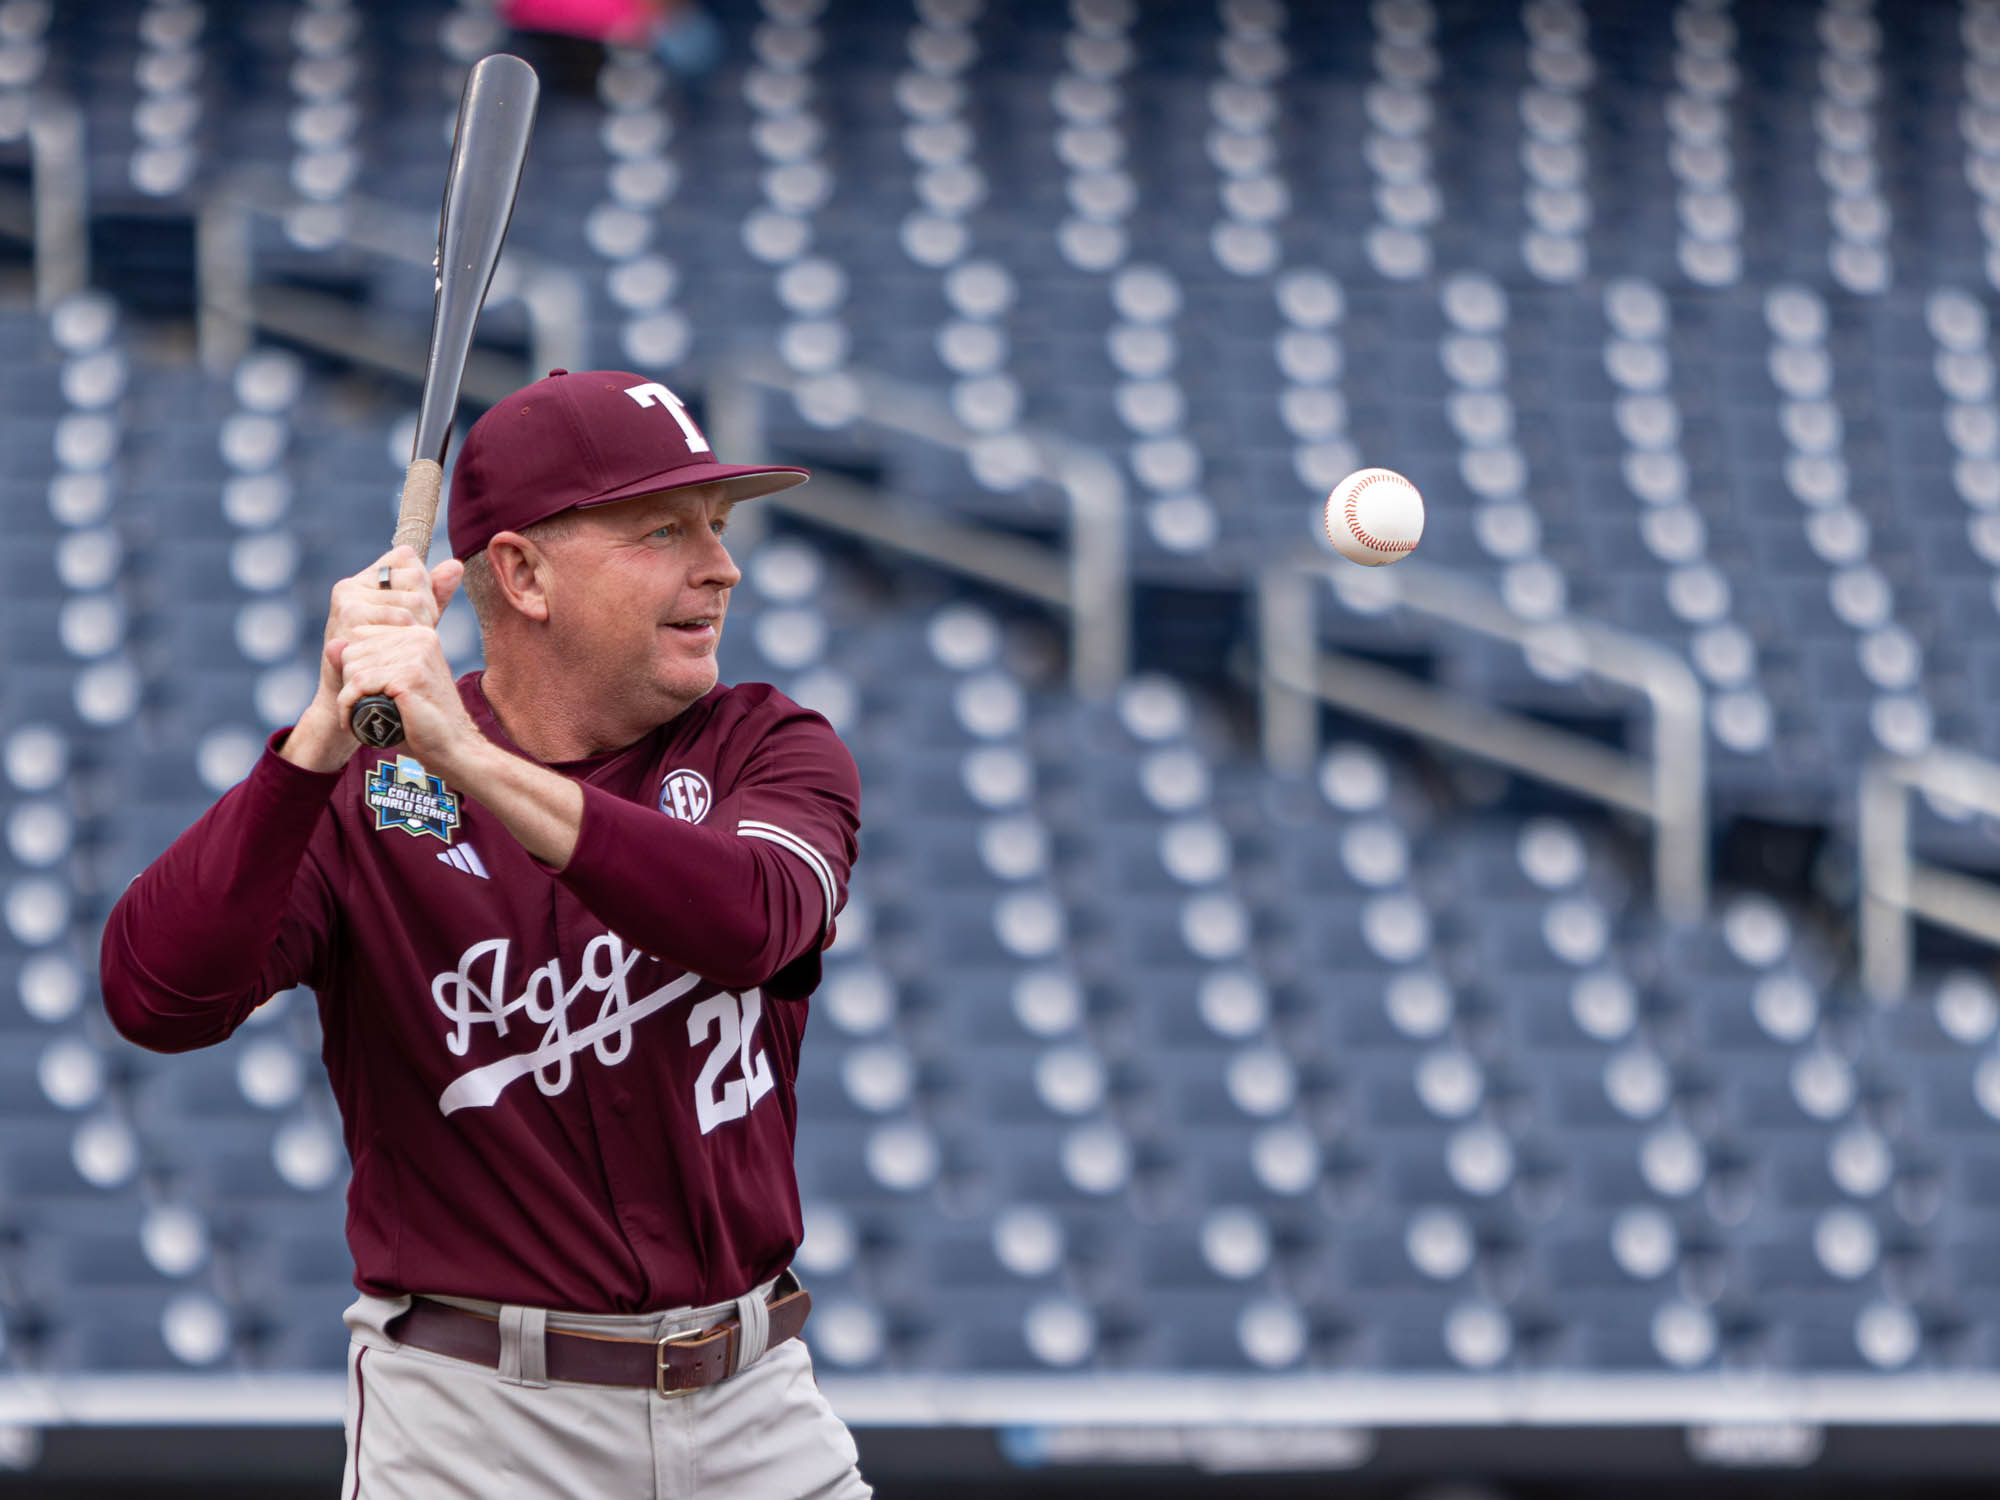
left=350, top=53, right=540, bottom=750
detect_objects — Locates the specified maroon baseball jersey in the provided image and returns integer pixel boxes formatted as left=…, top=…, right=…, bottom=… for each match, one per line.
left=101, top=674, right=860, bottom=1314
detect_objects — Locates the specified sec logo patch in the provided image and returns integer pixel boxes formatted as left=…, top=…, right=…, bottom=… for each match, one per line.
left=659, top=769, right=712, bottom=824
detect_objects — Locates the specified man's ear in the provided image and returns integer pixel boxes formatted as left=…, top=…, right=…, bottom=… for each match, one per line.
left=487, top=532, right=553, bottom=624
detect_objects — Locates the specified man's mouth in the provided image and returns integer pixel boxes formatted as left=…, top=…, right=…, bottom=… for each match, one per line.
left=664, top=617, right=716, bottom=635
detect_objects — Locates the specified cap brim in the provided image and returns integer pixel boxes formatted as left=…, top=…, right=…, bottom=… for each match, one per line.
left=577, top=461, right=811, bottom=510
left=453, top=463, right=812, bottom=558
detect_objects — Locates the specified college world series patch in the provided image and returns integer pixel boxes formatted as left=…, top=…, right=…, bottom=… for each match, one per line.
left=365, top=756, right=461, bottom=844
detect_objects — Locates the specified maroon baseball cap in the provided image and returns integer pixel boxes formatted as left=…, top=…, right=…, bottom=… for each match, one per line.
left=447, top=369, right=810, bottom=559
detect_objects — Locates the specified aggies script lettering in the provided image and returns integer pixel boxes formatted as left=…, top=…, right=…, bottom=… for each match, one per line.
left=428, top=931, right=774, bottom=1133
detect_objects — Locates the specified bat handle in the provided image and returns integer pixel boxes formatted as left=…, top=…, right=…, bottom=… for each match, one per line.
left=347, top=459, right=446, bottom=748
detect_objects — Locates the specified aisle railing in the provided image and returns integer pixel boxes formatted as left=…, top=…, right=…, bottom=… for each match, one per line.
left=1259, top=554, right=1709, bottom=924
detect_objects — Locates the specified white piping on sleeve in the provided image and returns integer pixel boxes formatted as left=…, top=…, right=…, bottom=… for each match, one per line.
left=737, top=819, right=838, bottom=937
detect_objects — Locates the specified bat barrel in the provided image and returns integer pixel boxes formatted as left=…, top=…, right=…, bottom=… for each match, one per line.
left=347, top=54, right=538, bottom=751
left=411, top=52, right=539, bottom=470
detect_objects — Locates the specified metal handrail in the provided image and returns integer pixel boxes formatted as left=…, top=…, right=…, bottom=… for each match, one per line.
left=0, top=92, right=91, bottom=304
left=1260, top=551, right=1708, bottom=924
left=708, top=353, right=1130, bottom=700
left=28, top=95, right=85, bottom=309
left=194, top=163, right=587, bottom=379
left=1860, top=748, right=2000, bottom=1001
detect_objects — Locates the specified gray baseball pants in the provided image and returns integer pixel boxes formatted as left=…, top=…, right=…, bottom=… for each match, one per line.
left=339, top=1277, right=873, bottom=1499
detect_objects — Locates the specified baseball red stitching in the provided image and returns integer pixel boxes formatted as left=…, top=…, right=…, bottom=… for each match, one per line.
left=1335, top=471, right=1419, bottom=555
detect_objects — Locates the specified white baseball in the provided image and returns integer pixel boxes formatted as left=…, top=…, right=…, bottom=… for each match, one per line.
left=1324, top=467, right=1425, bottom=567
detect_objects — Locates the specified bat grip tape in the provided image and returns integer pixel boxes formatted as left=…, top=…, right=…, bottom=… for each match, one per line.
left=394, top=458, right=444, bottom=558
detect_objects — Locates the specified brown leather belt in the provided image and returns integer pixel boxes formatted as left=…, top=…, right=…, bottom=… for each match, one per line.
left=388, top=1274, right=812, bottom=1397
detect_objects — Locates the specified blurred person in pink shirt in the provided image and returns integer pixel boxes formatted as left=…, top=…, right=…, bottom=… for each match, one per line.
left=502, top=0, right=720, bottom=76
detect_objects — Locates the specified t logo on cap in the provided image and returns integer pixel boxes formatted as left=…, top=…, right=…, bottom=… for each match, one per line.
left=632, top=384, right=720, bottom=456
left=623, top=382, right=712, bottom=455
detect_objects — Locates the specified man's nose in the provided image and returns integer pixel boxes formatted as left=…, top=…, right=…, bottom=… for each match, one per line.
left=692, top=529, right=742, bottom=590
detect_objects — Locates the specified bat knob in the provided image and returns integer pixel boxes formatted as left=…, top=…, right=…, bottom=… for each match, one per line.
left=350, top=696, right=406, bottom=748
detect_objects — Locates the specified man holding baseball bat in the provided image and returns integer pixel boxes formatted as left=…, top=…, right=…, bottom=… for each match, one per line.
left=101, top=369, right=872, bottom=1499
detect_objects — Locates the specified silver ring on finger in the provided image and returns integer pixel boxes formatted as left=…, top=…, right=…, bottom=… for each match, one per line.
left=377, top=564, right=393, bottom=590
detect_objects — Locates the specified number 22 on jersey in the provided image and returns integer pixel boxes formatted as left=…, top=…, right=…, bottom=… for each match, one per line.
left=688, top=989, right=775, bottom=1135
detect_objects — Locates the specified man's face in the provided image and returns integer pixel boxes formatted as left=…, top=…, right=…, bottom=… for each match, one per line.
left=540, top=483, right=742, bottom=728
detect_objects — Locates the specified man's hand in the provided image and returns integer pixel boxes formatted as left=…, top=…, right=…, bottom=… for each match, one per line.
left=280, top=548, right=468, bottom=774
left=276, top=544, right=584, bottom=866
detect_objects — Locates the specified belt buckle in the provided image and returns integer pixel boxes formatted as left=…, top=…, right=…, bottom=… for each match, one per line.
left=655, top=1323, right=716, bottom=1398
